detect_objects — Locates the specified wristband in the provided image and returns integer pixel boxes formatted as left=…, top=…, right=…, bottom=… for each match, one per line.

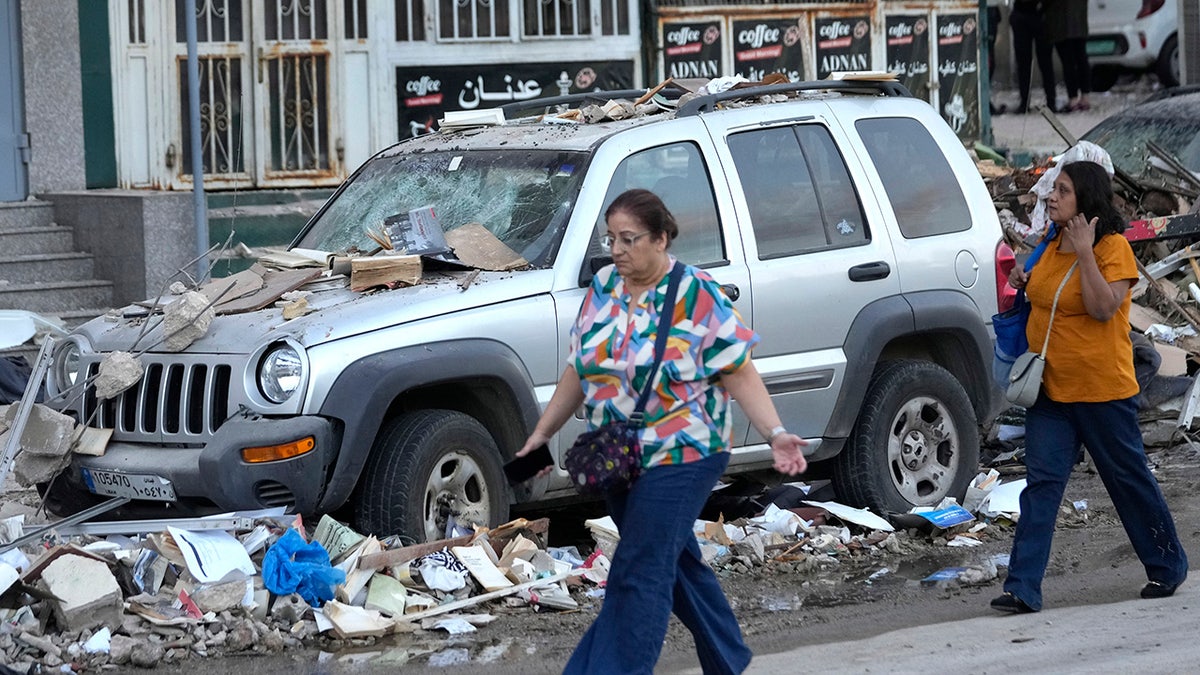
left=767, top=425, right=788, bottom=444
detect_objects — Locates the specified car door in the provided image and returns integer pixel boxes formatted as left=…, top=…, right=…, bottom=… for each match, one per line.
left=704, top=106, right=902, bottom=455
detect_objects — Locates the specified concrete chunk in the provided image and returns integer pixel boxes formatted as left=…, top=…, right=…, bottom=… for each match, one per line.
left=39, top=555, right=122, bottom=633
left=163, top=291, right=214, bottom=352
left=93, top=351, right=144, bottom=400
left=5, top=403, right=75, bottom=456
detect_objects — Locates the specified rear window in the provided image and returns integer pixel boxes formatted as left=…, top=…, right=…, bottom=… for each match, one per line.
left=856, top=118, right=972, bottom=239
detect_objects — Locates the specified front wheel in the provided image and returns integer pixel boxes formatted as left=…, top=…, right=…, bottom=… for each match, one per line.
left=1156, top=34, right=1179, bottom=88
left=833, top=360, right=979, bottom=514
left=353, top=409, right=509, bottom=542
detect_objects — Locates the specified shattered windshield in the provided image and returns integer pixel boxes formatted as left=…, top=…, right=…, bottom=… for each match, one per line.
left=1081, top=103, right=1200, bottom=178
left=295, top=149, right=588, bottom=268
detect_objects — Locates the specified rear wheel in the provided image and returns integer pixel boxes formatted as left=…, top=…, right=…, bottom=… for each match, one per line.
left=354, top=409, right=508, bottom=542
left=834, top=360, right=979, bottom=514
left=1156, top=34, right=1179, bottom=88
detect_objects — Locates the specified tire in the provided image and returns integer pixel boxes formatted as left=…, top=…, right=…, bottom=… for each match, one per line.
left=1090, top=65, right=1119, bottom=93
left=353, top=409, right=509, bottom=542
left=833, top=359, right=979, bottom=514
left=1156, top=35, right=1179, bottom=88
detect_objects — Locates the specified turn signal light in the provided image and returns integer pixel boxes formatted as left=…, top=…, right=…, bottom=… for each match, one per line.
left=242, top=436, right=315, bottom=463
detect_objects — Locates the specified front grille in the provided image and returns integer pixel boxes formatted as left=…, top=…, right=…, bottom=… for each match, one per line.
left=81, top=357, right=235, bottom=443
left=255, top=481, right=296, bottom=509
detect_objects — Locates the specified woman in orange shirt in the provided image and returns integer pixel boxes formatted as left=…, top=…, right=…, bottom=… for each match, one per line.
left=991, top=161, right=1188, bottom=613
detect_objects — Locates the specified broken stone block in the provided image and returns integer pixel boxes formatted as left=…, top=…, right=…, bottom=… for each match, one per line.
left=38, top=555, right=122, bottom=633
left=162, top=291, right=215, bottom=352
left=189, top=578, right=250, bottom=614
left=270, top=594, right=310, bottom=624
left=5, top=403, right=74, bottom=457
left=130, top=640, right=165, bottom=668
left=93, top=351, right=144, bottom=400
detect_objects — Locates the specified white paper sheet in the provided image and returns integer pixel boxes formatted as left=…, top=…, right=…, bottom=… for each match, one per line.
left=167, top=527, right=256, bottom=584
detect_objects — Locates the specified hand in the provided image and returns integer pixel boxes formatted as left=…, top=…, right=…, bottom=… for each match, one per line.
left=771, top=433, right=808, bottom=475
left=1063, top=213, right=1098, bottom=251
left=516, top=431, right=554, bottom=479
left=1008, top=266, right=1029, bottom=290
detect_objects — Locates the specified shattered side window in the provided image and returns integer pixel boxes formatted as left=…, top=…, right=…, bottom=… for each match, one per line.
left=294, top=149, right=587, bottom=268
left=856, top=117, right=972, bottom=239
left=728, top=124, right=868, bottom=259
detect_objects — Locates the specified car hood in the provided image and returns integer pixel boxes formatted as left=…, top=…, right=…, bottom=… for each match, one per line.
left=73, top=268, right=555, bottom=356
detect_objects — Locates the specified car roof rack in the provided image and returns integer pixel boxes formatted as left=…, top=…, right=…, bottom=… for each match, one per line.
left=675, top=79, right=913, bottom=117
left=501, top=89, right=657, bottom=119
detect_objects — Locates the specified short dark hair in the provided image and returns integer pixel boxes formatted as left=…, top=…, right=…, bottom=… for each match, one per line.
left=1060, top=161, right=1126, bottom=245
left=605, top=189, right=679, bottom=245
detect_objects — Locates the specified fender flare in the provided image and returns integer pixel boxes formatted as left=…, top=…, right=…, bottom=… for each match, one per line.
left=314, top=339, right=541, bottom=512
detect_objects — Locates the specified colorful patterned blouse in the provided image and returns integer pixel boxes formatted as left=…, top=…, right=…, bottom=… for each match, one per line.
left=567, top=257, right=759, bottom=468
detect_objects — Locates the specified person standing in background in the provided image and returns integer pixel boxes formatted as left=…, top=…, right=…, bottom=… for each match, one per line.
left=1009, top=0, right=1058, bottom=113
left=1045, top=0, right=1092, bottom=111
left=987, top=0, right=1008, bottom=115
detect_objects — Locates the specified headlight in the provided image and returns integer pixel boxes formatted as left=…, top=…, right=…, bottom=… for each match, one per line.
left=53, top=340, right=82, bottom=391
left=258, top=343, right=304, bottom=403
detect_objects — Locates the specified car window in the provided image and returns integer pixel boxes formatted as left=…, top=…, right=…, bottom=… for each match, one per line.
left=593, top=142, right=726, bottom=267
left=727, top=124, right=868, bottom=259
left=1082, top=112, right=1200, bottom=176
left=856, top=117, right=972, bottom=239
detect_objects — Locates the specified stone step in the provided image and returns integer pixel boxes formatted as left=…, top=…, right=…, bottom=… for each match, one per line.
left=0, top=226, right=77, bottom=256
left=0, top=200, right=54, bottom=230
left=0, top=252, right=96, bottom=284
left=0, top=280, right=115, bottom=314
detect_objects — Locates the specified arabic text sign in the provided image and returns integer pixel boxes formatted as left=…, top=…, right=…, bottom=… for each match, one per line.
left=885, top=14, right=931, bottom=102
left=936, top=13, right=981, bottom=140
left=731, top=18, right=805, bottom=82
left=663, top=21, right=723, bottom=79
left=814, top=16, right=872, bottom=79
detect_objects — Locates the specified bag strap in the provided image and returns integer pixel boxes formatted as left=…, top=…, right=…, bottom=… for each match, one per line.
left=1010, top=224, right=1058, bottom=310
left=1037, top=261, right=1078, bottom=357
left=630, top=261, right=684, bottom=425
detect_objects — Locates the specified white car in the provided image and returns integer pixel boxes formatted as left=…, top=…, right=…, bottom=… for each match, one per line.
left=1087, top=0, right=1179, bottom=89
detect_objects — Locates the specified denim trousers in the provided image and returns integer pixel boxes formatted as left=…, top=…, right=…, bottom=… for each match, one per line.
left=1004, top=395, right=1189, bottom=610
left=564, top=452, right=752, bottom=675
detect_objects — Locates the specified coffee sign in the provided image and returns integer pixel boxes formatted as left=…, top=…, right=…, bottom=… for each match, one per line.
left=663, top=21, right=723, bottom=79
left=814, top=16, right=872, bottom=79
left=885, top=14, right=931, bottom=102
left=935, top=14, right=980, bottom=139
left=731, top=18, right=805, bottom=82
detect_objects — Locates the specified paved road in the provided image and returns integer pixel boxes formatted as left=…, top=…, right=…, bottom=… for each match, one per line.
left=694, top=585, right=1198, bottom=674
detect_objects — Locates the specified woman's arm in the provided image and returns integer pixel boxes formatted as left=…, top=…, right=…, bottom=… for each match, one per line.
left=1065, top=214, right=1131, bottom=321
left=516, top=366, right=584, bottom=458
left=720, top=360, right=807, bottom=475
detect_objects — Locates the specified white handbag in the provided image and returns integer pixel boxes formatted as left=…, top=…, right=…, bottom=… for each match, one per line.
left=1006, top=261, right=1077, bottom=408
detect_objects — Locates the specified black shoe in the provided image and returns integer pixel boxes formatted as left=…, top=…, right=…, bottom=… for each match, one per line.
left=1141, top=580, right=1183, bottom=599
left=990, top=592, right=1037, bottom=613
left=1014, top=103, right=1029, bottom=114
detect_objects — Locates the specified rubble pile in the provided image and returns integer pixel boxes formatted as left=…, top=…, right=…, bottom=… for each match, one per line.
left=0, top=506, right=608, bottom=671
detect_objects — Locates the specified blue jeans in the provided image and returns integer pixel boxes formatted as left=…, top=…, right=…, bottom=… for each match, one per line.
left=564, top=452, right=751, bottom=675
left=1004, top=395, right=1189, bottom=610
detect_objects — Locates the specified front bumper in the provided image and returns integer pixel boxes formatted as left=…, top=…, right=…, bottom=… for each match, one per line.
left=57, top=415, right=338, bottom=517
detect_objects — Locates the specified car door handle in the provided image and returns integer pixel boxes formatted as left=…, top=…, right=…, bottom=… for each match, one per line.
left=719, top=283, right=740, bottom=301
left=848, top=261, right=891, bottom=282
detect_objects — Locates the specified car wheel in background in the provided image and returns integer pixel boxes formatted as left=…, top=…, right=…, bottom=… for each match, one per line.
left=833, top=359, right=980, bottom=514
left=354, top=409, right=509, bottom=542
left=1156, top=34, right=1179, bottom=88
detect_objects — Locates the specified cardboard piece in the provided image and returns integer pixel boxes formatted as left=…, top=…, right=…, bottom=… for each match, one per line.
left=322, top=600, right=394, bottom=638
left=1154, top=341, right=1189, bottom=376
left=451, top=545, right=513, bottom=592
left=350, top=255, right=422, bottom=291
left=445, top=223, right=529, bottom=271
left=214, top=267, right=323, bottom=315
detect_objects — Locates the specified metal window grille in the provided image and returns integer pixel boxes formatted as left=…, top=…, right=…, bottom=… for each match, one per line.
left=523, top=0, right=589, bottom=37
left=179, top=57, right=246, bottom=175
left=174, top=0, right=244, bottom=43
left=599, top=0, right=628, bottom=36
left=438, top=0, right=511, bottom=40
left=266, top=54, right=331, bottom=171
left=128, top=0, right=146, bottom=43
left=344, top=0, right=368, bottom=38
left=265, top=0, right=329, bottom=40
left=395, top=0, right=427, bottom=40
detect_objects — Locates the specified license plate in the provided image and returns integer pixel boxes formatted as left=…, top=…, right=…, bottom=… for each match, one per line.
left=82, top=468, right=177, bottom=501
left=1087, top=40, right=1117, bottom=56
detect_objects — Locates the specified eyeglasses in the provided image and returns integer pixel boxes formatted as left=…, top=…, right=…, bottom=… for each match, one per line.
left=599, top=231, right=652, bottom=251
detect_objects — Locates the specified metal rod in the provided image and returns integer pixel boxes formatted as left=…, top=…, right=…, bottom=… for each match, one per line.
left=49, top=514, right=255, bottom=538
left=0, top=497, right=131, bottom=554
left=185, top=0, right=209, bottom=280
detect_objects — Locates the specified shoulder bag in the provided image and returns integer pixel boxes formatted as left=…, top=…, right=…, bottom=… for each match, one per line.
left=1006, top=261, right=1077, bottom=407
left=564, top=262, right=684, bottom=496
left=992, top=225, right=1058, bottom=389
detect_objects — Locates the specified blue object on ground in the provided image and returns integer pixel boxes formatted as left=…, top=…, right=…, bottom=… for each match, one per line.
left=261, top=528, right=345, bottom=606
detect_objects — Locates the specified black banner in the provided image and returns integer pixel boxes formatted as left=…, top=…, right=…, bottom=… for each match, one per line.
left=731, top=18, right=805, bottom=82
left=814, top=16, right=872, bottom=79
left=396, top=61, right=635, bottom=139
left=885, top=15, right=931, bottom=102
left=663, top=21, right=723, bottom=80
left=936, top=13, right=981, bottom=140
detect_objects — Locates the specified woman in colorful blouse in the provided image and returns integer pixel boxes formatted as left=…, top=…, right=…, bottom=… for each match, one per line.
left=515, top=188, right=806, bottom=673
left=991, top=161, right=1188, bottom=614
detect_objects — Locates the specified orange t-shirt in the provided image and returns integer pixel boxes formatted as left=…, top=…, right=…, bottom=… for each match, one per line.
left=1024, top=233, right=1138, bottom=403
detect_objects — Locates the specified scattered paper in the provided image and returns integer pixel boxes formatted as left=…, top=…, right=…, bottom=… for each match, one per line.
left=166, top=527, right=256, bottom=584
left=313, top=515, right=366, bottom=564
left=981, top=479, right=1027, bottom=516
left=909, top=504, right=975, bottom=529
left=802, top=500, right=894, bottom=532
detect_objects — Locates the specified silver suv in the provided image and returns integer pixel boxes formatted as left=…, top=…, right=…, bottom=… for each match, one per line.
left=45, top=79, right=1004, bottom=541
